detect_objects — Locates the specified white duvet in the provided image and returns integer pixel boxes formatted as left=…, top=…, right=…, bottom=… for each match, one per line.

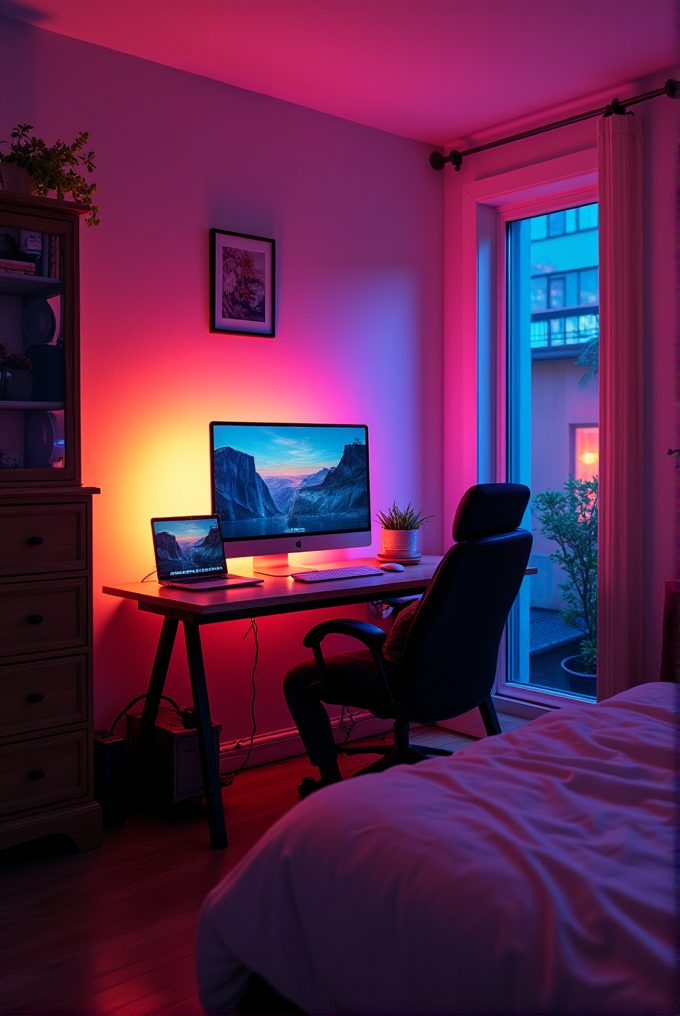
left=196, top=682, right=676, bottom=1014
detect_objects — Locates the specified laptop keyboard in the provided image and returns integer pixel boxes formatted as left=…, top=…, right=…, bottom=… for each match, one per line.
left=292, top=565, right=384, bottom=583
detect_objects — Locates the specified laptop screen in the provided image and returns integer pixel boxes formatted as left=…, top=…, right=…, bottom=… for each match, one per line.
left=151, top=516, right=226, bottom=581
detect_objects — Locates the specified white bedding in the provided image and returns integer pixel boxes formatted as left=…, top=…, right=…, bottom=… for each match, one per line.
left=196, top=682, right=676, bottom=1014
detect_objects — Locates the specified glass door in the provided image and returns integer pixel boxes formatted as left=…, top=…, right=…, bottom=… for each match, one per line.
left=505, top=202, right=599, bottom=700
left=0, top=205, right=76, bottom=481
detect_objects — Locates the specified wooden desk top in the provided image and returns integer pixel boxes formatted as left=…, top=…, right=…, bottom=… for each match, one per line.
left=103, top=555, right=441, bottom=623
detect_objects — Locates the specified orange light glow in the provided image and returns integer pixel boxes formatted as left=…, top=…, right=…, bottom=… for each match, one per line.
left=574, top=426, right=599, bottom=481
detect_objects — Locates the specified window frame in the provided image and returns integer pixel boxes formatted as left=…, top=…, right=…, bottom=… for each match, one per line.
left=493, top=184, right=599, bottom=709
left=445, top=147, right=598, bottom=719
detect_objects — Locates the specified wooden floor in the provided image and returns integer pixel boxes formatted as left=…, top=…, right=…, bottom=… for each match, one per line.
left=0, top=728, right=475, bottom=1015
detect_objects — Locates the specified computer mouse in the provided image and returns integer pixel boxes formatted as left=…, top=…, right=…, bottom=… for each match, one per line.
left=380, top=562, right=405, bottom=572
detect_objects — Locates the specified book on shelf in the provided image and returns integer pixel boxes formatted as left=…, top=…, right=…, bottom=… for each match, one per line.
left=0, top=258, right=37, bottom=274
left=49, top=234, right=57, bottom=277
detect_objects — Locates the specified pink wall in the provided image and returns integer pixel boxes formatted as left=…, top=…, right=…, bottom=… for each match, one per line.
left=443, top=70, right=679, bottom=684
left=0, top=17, right=444, bottom=738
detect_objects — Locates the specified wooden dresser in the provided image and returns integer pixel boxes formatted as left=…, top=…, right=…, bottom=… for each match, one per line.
left=0, top=193, right=101, bottom=851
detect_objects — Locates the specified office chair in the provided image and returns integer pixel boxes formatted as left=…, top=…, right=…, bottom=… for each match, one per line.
left=301, top=483, right=532, bottom=774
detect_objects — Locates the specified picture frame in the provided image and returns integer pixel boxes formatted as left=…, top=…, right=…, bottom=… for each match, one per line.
left=210, top=229, right=275, bottom=336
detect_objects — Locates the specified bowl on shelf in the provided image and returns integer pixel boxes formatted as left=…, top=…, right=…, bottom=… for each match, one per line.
left=26, top=410, right=65, bottom=467
left=23, top=299, right=57, bottom=346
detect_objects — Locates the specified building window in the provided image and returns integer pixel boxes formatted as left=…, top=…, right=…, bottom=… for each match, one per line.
left=573, top=425, right=599, bottom=482
left=529, top=202, right=599, bottom=353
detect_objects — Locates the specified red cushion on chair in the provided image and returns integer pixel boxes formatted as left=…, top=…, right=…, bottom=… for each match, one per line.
left=383, top=599, right=420, bottom=664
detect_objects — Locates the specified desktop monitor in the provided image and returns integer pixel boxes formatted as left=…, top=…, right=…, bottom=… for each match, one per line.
left=210, top=422, right=371, bottom=573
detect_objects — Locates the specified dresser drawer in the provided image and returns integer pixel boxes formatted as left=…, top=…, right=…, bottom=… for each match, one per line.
left=0, top=504, right=87, bottom=577
left=0, top=729, right=89, bottom=817
left=0, top=655, right=88, bottom=738
left=0, top=578, right=88, bottom=658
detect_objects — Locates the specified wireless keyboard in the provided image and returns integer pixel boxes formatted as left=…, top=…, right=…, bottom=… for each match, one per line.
left=292, top=565, right=384, bottom=583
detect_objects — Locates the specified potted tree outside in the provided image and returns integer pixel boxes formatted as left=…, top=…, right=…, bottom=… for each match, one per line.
left=532, top=477, right=598, bottom=696
left=376, top=502, right=434, bottom=564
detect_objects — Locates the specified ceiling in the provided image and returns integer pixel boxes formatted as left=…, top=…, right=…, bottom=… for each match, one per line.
left=0, top=0, right=676, bottom=145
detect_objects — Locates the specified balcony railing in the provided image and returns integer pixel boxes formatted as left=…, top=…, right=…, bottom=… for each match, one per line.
left=530, top=305, right=599, bottom=350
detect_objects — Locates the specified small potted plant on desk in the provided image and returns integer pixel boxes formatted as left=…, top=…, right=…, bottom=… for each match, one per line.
left=533, top=477, right=598, bottom=696
left=376, top=502, right=434, bottom=564
left=0, top=123, right=99, bottom=226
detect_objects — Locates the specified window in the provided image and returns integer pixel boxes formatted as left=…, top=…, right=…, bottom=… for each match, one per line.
left=505, top=201, right=599, bottom=701
left=530, top=246, right=599, bottom=352
left=548, top=210, right=565, bottom=236
left=573, top=426, right=599, bottom=482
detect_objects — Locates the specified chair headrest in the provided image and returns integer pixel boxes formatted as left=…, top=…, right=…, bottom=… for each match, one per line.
left=452, top=483, right=530, bottom=542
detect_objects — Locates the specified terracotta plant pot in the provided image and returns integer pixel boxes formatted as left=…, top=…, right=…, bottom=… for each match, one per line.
left=0, top=164, right=33, bottom=194
left=378, top=528, right=421, bottom=564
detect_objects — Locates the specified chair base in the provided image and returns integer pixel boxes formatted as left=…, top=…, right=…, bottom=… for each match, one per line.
left=338, top=741, right=453, bottom=776
left=339, top=741, right=452, bottom=758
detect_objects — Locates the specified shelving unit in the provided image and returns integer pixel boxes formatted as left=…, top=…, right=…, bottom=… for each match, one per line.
left=0, top=274, right=64, bottom=298
left=0, top=401, right=64, bottom=410
left=0, top=192, right=101, bottom=853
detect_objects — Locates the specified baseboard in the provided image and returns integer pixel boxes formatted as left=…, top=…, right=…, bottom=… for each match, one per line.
left=219, top=710, right=393, bottom=772
left=492, top=694, right=552, bottom=720
left=437, top=695, right=549, bottom=738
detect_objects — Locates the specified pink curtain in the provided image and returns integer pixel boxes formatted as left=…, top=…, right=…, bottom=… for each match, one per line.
left=597, top=114, right=644, bottom=700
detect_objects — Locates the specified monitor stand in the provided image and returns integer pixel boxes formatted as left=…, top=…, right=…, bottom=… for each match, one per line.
left=253, top=554, right=313, bottom=577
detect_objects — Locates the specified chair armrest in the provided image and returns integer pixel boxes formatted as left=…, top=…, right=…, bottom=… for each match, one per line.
left=303, top=619, right=387, bottom=652
left=302, top=620, right=396, bottom=705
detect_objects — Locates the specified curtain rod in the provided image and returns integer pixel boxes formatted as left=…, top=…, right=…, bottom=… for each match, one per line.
left=430, top=78, right=678, bottom=172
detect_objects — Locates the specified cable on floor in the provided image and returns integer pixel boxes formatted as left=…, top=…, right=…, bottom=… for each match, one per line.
left=221, top=619, right=260, bottom=787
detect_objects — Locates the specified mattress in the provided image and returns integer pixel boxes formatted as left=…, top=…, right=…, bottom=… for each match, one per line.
left=196, top=682, right=677, bottom=1014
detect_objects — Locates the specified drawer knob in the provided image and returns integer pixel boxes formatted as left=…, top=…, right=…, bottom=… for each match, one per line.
left=27, top=692, right=45, bottom=704
left=27, top=614, right=44, bottom=625
left=28, top=769, right=45, bottom=781
left=27, top=536, right=44, bottom=546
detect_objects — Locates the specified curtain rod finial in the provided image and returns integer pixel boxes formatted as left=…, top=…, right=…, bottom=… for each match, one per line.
left=429, top=149, right=463, bottom=171
left=665, top=79, right=678, bottom=99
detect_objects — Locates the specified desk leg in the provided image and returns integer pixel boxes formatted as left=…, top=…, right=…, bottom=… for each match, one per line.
left=184, top=621, right=228, bottom=849
left=136, top=615, right=179, bottom=776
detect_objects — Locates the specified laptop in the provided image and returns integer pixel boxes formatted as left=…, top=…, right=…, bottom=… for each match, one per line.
left=151, top=515, right=264, bottom=590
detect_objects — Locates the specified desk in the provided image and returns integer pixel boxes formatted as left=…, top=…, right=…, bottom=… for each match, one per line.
left=103, top=556, right=440, bottom=848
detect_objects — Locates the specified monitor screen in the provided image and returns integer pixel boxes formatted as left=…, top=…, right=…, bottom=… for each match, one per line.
left=210, top=422, right=371, bottom=558
left=152, top=516, right=226, bottom=580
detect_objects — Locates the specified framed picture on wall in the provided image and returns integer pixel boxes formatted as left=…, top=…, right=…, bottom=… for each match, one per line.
left=210, top=229, right=275, bottom=336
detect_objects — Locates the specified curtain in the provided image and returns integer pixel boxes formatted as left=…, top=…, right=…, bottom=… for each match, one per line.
left=597, top=114, right=644, bottom=700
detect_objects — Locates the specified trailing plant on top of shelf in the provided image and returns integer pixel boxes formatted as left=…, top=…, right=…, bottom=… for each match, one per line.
left=0, top=123, right=99, bottom=226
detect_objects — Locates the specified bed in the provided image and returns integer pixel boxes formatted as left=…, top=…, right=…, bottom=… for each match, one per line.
left=196, top=681, right=676, bottom=1014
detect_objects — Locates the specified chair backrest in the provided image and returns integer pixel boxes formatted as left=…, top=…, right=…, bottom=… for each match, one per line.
left=403, top=483, right=532, bottom=721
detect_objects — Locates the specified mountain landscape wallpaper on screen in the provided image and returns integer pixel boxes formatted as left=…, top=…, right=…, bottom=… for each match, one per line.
left=212, top=426, right=369, bottom=538
left=154, top=522, right=224, bottom=576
